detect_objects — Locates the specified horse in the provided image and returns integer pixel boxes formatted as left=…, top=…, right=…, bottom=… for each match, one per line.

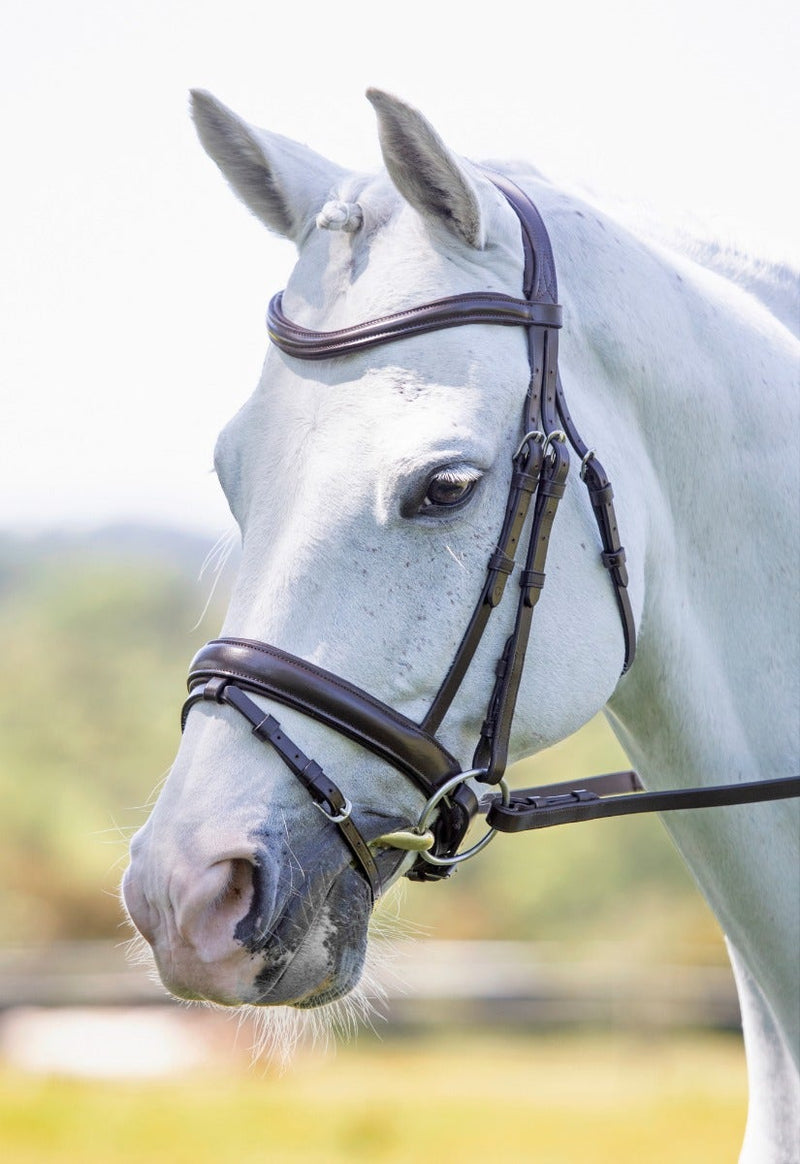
left=122, top=89, right=799, bottom=1160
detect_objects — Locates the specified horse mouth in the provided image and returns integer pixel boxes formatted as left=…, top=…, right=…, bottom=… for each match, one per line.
left=229, top=815, right=410, bottom=1008
left=137, top=869, right=370, bottom=1009
left=247, top=865, right=372, bottom=1007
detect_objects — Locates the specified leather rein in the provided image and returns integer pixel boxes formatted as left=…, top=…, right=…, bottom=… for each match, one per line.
left=182, top=173, right=800, bottom=900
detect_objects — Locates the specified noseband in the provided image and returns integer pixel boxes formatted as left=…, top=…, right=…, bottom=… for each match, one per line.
left=183, top=173, right=800, bottom=899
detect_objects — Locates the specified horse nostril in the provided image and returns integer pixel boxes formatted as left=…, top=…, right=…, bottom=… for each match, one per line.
left=174, top=857, right=257, bottom=961
left=209, top=857, right=254, bottom=923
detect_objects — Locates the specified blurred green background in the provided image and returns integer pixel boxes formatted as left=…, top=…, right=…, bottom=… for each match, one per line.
left=0, top=527, right=745, bottom=1163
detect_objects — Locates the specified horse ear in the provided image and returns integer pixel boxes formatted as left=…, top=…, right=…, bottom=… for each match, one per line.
left=190, top=90, right=347, bottom=243
left=366, top=88, right=485, bottom=249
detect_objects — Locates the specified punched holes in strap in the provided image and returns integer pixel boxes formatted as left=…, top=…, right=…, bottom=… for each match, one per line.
left=202, top=680, right=347, bottom=814
left=482, top=441, right=545, bottom=610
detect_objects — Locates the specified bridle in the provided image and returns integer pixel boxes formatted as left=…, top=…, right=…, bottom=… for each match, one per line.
left=182, top=172, right=800, bottom=900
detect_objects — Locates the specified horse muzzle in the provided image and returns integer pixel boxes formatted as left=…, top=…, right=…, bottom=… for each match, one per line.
left=122, top=802, right=408, bottom=1007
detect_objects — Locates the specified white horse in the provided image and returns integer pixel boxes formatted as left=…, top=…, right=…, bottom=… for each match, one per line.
left=123, top=90, right=799, bottom=1160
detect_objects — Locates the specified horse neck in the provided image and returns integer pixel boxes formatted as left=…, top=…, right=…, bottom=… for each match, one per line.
left=545, top=193, right=800, bottom=791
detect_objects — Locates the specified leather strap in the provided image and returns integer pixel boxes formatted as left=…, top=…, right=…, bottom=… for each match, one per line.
left=185, top=638, right=461, bottom=795
left=474, top=437, right=570, bottom=781
left=487, top=774, right=800, bottom=832
left=471, top=317, right=568, bottom=783
left=187, top=676, right=382, bottom=899
left=481, top=769, right=642, bottom=804
left=422, top=183, right=567, bottom=744
left=490, top=170, right=635, bottom=673
left=484, top=170, right=559, bottom=302
left=555, top=376, right=636, bottom=671
left=267, top=291, right=562, bottom=359
left=421, top=429, right=545, bottom=734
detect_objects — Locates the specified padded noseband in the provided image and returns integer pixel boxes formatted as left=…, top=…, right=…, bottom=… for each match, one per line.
left=184, top=637, right=461, bottom=795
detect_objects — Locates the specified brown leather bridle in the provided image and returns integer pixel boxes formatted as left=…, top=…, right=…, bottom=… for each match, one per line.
left=182, top=173, right=800, bottom=900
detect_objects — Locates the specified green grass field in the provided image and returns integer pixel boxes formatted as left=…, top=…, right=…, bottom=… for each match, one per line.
left=1, top=1031, right=746, bottom=1164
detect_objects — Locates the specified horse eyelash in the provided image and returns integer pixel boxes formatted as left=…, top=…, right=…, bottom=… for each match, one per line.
left=432, top=466, right=482, bottom=486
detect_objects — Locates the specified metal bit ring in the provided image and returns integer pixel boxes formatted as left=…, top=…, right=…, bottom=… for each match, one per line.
left=414, top=770, right=510, bottom=867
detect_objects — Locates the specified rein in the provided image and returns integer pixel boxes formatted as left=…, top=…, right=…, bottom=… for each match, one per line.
left=183, top=173, right=800, bottom=898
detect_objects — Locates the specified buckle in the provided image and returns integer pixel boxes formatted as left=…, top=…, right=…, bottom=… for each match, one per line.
left=314, top=796, right=353, bottom=824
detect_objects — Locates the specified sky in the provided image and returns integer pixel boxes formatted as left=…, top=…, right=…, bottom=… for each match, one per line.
left=2, top=0, right=798, bottom=538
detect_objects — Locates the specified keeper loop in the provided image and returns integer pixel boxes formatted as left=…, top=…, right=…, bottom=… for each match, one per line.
left=521, top=568, right=546, bottom=591
left=538, top=479, right=567, bottom=499
left=590, top=483, right=615, bottom=506
left=602, top=548, right=627, bottom=569
left=511, top=468, right=539, bottom=494
left=202, top=676, right=228, bottom=702
left=488, top=549, right=515, bottom=576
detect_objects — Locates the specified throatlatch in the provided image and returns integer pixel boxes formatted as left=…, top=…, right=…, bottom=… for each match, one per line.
left=183, top=173, right=799, bottom=898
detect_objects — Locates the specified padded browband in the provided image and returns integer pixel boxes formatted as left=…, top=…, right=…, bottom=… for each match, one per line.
left=267, top=291, right=562, bottom=359
left=186, top=638, right=461, bottom=795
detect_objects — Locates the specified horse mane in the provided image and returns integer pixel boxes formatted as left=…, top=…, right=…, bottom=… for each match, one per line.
left=664, top=236, right=799, bottom=338
left=479, top=160, right=798, bottom=338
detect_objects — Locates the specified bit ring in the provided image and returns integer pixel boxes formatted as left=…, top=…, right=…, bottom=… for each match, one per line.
left=413, top=770, right=511, bottom=867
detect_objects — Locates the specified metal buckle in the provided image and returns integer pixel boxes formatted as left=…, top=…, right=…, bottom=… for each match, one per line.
left=513, top=429, right=545, bottom=461
left=542, top=429, right=567, bottom=458
left=314, top=797, right=353, bottom=824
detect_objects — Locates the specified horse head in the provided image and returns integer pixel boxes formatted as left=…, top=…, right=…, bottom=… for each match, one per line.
left=122, top=90, right=634, bottom=1012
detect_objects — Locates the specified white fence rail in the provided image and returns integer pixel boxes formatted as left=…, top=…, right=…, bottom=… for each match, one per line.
left=0, top=940, right=740, bottom=1030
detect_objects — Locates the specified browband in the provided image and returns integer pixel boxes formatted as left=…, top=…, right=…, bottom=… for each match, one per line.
left=267, top=291, right=562, bottom=359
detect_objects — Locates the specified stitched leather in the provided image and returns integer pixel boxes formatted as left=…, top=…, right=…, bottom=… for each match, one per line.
left=180, top=168, right=800, bottom=893
left=186, top=638, right=461, bottom=795
left=484, top=170, right=559, bottom=302
left=268, top=291, right=562, bottom=359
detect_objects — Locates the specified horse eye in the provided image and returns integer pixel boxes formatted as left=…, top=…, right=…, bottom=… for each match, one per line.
left=420, top=469, right=480, bottom=512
